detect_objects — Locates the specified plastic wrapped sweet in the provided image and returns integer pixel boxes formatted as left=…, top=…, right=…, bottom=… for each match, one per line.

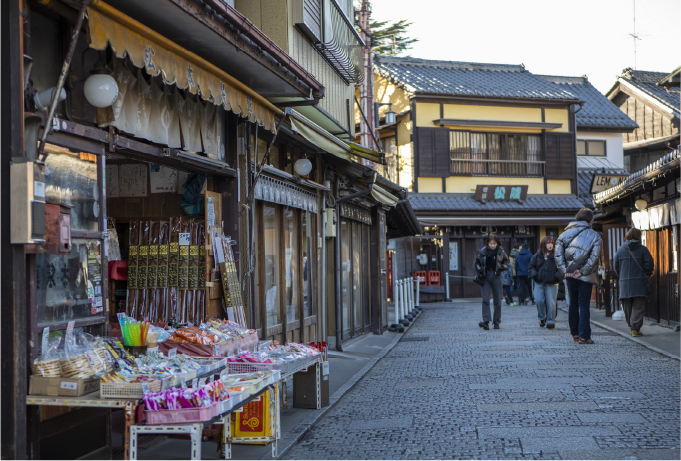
left=32, top=336, right=63, bottom=378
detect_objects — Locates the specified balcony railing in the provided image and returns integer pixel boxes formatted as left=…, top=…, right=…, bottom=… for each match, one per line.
left=450, top=158, right=545, bottom=177
left=318, top=0, right=364, bottom=82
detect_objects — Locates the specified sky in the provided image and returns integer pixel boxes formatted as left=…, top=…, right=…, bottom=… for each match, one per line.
left=368, top=0, right=679, bottom=94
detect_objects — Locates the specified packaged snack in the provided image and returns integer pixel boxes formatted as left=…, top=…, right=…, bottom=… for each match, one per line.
left=31, top=336, right=63, bottom=378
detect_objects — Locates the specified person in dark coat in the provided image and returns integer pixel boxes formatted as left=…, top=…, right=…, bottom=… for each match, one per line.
left=528, top=237, right=562, bottom=329
left=613, top=228, right=654, bottom=336
left=475, top=234, right=510, bottom=330
left=555, top=208, right=603, bottom=344
left=515, top=245, right=534, bottom=305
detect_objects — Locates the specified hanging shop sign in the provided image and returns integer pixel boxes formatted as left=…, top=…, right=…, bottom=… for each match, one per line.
left=253, top=175, right=318, bottom=213
left=339, top=203, right=372, bottom=225
left=87, top=4, right=277, bottom=133
left=474, top=185, right=528, bottom=202
left=590, top=174, right=629, bottom=193
left=631, top=199, right=680, bottom=230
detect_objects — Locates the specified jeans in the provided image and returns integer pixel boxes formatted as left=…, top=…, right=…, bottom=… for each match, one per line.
left=504, top=285, right=514, bottom=303
left=481, top=272, right=502, bottom=324
left=621, top=297, right=647, bottom=331
left=534, top=283, right=559, bottom=325
left=518, top=276, right=534, bottom=303
left=567, top=278, right=593, bottom=340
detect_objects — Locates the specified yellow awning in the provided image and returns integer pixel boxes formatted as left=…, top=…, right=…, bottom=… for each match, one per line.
left=371, top=185, right=398, bottom=207
left=343, top=140, right=384, bottom=164
left=87, top=2, right=280, bottom=132
left=289, top=110, right=352, bottom=160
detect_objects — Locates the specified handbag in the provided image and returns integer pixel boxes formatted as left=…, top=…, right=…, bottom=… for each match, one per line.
left=473, top=271, right=486, bottom=286
left=625, top=245, right=652, bottom=296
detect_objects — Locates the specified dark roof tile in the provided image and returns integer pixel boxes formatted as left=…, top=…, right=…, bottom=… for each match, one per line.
left=409, top=194, right=584, bottom=212
left=374, top=57, right=579, bottom=101
left=620, top=68, right=680, bottom=115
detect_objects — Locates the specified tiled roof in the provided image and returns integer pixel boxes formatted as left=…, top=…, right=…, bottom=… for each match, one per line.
left=619, top=68, right=680, bottom=116
left=539, top=75, right=638, bottom=131
left=374, top=56, right=580, bottom=101
left=409, top=194, right=584, bottom=212
left=576, top=157, right=628, bottom=207
left=594, top=149, right=680, bottom=204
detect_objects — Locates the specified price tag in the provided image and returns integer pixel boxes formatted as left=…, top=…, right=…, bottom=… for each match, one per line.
left=213, top=345, right=220, bottom=356
left=199, top=378, right=207, bottom=386
left=60, top=381, right=78, bottom=390
left=179, top=233, right=190, bottom=246
left=116, top=312, right=126, bottom=324
left=141, top=383, right=150, bottom=394
left=209, top=375, right=215, bottom=383
left=66, top=321, right=75, bottom=334
left=41, top=327, right=50, bottom=354
left=237, top=344, right=243, bottom=354
left=191, top=378, right=198, bottom=388
left=161, top=379, right=167, bottom=392
left=322, top=362, right=329, bottom=376
left=167, top=348, right=177, bottom=359
left=180, top=376, right=187, bottom=388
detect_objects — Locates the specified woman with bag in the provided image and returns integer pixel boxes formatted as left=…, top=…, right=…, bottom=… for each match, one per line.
left=613, top=228, right=654, bottom=336
left=528, top=237, right=562, bottom=329
left=474, top=234, right=510, bottom=330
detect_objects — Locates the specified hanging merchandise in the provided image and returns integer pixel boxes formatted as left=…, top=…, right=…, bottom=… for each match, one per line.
left=127, top=220, right=139, bottom=318
left=181, top=174, right=206, bottom=216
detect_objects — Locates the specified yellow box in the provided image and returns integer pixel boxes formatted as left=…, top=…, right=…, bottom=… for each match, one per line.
left=231, top=391, right=272, bottom=443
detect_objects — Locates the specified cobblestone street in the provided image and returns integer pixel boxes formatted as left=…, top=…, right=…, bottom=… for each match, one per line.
left=284, top=300, right=681, bottom=460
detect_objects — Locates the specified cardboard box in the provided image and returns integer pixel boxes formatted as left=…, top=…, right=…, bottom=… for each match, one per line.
left=29, top=376, right=100, bottom=397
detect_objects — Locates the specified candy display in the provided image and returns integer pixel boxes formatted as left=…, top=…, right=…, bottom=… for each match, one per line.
left=226, top=342, right=321, bottom=374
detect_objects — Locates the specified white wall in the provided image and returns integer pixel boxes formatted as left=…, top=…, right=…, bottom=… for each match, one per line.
left=576, top=131, right=624, bottom=168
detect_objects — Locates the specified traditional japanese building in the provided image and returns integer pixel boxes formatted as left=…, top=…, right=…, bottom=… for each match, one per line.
left=373, top=57, right=586, bottom=299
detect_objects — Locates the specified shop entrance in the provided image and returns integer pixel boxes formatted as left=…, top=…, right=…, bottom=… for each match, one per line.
left=340, top=219, right=371, bottom=340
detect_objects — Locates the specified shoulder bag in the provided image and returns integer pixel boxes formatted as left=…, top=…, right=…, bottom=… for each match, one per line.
left=625, top=245, right=652, bottom=296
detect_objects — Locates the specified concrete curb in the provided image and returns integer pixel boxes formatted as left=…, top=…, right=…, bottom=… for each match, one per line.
left=271, top=311, right=420, bottom=459
left=557, top=306, right=680, bottom=361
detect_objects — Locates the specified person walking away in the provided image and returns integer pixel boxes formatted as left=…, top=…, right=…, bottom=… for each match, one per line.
left=509, top=244, right=520, bottom=304
left=528, top=237, right=562, bottom=329
left=613, top=228, right=654, bottom=336
left=501, top=263, right=516, bottom=306
left=475, top=234, right=510, bottom=330
left=516, top=245, right=534, bottom=305
left=555, top=208, right=603, bottom=344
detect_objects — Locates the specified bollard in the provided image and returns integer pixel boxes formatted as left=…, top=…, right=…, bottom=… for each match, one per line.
left=389, top=278, right=404, bottom=332
left=445, top=272, right=452, bottom=302
left=415, top=277, right=421, bottom=310
left=399, top=280, right=410, bottom=326
left=404, top=279, right=414, bottom=321
left=409, top=277, right=416, bottom=316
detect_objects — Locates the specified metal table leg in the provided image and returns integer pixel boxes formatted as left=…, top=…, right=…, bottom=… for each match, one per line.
left=315, top=360, right=321, bottom=410
left=282, top=378, right=288, bottom=409
left=189, top=423, right=202, bottom=460
left=222, top=413, right=231, bottom=459
left=124, top=402, right=136, bottom=460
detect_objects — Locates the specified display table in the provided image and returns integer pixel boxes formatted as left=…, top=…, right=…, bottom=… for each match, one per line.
left=158, top=331, right=259, bottom=357
left=26, top=391, right=140, bottom=460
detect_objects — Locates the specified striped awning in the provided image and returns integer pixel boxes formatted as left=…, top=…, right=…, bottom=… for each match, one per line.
left=87, top=2, right=279, bottom=132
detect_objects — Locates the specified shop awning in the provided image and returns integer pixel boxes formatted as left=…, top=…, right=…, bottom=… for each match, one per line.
left=87, top=2, right=280, bottom=132
left=371, top=184, right=398, bottom=207
left=289, top=110, right=384, bottom=164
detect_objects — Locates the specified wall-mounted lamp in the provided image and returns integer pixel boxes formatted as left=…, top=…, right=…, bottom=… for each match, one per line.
left=374, top=102, right=396, bottom=128
left=83, top=58, right=119, bottom=108
left=294, top=158, right=312, bottom=176
left=634, top=199, right=648, bottom=211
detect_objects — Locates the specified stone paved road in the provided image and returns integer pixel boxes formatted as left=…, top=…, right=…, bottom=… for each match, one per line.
left=284, top=301, right=680, bottom=460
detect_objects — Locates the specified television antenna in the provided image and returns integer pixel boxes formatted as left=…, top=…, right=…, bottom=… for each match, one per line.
left=629, top=0, right=642, bottom=69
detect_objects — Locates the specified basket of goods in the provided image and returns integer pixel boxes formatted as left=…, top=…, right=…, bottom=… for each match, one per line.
left=143, top=380, right=229, bottom=425
left=31, top=336, right=63, bottom=378
left=100, top=373, right=164, bottom=399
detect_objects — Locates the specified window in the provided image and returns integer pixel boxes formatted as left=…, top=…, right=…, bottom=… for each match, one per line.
left=264, top=204, right=280, bottom=327
left=302, top=212, right=314, bottom=318
left=577, top=140, right=606, bottom=157
left=284, top=208, right=299, bottom=322
left=450, top=131, right=543, bottom=177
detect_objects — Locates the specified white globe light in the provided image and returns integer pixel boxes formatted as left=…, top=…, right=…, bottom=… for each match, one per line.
left=83, top=73, right=119, bottom=108
left=294, top=158, right=312, bottom=176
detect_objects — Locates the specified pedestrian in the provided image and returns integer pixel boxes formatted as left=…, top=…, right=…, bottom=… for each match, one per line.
left=528, top=236, right=562, bottom=329
left=515, top=244, right=534, bottom=305
left=501, top=263, right=516, bottom=306
left=510, top=243, right=520, bottom=303
left=613, top=228, right=654, bottom=336
left=475, top=234, right=510, bottom=330
left=555, top=208, right=603, bottom=344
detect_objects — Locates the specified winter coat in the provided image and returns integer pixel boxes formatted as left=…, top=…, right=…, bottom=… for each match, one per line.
left=509, top=249, right=519, bottom=276
left=515, top=249, right=532, bottom=276
left=555, top=221, right=603, bottom=285
left=528, top=251, right=562, bottom=285
left=475, top=246, right=510, bottom=276
left=613, top=240, right=654, bottom=299
left=501, top=266, right=514, bottom=286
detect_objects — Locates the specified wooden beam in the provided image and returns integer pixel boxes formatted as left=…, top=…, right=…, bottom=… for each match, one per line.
left=433, top=119, right=563, bottom=130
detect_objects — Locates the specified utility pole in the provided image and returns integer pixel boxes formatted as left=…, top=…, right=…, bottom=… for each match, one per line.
left=358, top=0, right=377, bottom=168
